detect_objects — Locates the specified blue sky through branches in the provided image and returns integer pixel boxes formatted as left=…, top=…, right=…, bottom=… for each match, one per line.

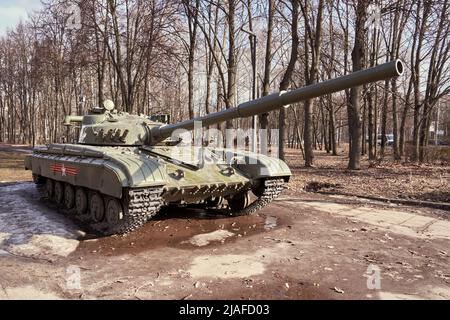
left=0, top=0, right=42, bottom=35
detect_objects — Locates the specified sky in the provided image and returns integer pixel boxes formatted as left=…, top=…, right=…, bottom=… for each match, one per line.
left=0, top=0, right=42, bottom=35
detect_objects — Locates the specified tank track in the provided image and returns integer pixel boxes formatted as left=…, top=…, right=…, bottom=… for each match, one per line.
left=232, top=178, right=286, bottom=216
left=38, top=179, right=163, bottom=236
left=91, top=187, right=163, bottom=236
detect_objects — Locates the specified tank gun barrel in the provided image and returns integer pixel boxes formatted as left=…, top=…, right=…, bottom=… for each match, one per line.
left=150, top=60, right=404, bottom=143
left=63, top=115, right=84, bottom=126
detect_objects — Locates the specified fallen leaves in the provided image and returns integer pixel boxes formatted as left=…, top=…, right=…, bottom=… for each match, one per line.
left=284, top=149, right=449, bottom=203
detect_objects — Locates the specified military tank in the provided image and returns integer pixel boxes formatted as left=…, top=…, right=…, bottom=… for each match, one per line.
left=25, top=60, right=404, bottom=235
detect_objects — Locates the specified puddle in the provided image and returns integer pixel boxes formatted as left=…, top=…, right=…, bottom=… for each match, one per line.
left=75, top=211, right=266, bottom=256
left=264, top=216, right=278, bottom=230
left=74, top=207, right=289, bottom=257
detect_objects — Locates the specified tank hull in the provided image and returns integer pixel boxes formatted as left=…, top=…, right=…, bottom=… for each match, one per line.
left=25, top=144, right=290, bottom=235
left=25, top=144, right=291, bottom=205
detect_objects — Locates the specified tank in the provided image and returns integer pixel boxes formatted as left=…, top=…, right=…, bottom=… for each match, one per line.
left=25, top=60, right=404, bottom=235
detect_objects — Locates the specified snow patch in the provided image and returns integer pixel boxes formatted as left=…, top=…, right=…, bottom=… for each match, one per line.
left=188, top=243, right=291, bottom=279
left=184, top=230, right=235, bottom=247
left=264, top=216, right=278, bottom=230
left=0, top=248, right=11, bottom=256
left=0, top=182, right=82, bottom=258
left=0, top=285, right=61, bottom=300
left=189, top=254, right=265, bottom=279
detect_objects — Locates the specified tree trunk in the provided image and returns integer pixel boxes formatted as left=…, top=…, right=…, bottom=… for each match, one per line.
left=347, top=0, right=367, bottom=170
left=260, top=0, right=275, bottom=131
left=301, top=0, right=324, bottom=167
left=184, top=0, right=200, bottom=119
left=380, top=78, right=389, bottom=157
left=278, top=0, right=299, bottom=161
left=226, top=0, right=237, bottom=129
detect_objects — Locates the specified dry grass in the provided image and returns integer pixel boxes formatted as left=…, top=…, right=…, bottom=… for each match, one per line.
left=0, top=151, right=32, bottom=182
left=284, top=147, right=450, bottom=203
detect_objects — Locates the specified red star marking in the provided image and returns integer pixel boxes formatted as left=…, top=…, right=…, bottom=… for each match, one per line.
left=50, top=163, right=77, bottom=176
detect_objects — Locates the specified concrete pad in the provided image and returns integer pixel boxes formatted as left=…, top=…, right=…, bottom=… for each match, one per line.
left=379, top=286, right=450, bottom=300
left=378, top=291, right=424, bottom=300
left=385, top=224, right=428, bottom=239
left=425, top=221, right=450, bottom=240
left=291, top=199, right=450, bottom=241
left=352, top=213, right=396, bottom=228
left=363, top=210, right=415, bottom=224
left=302, top=202, right=352, bottom=214
left=400, top=216, right=436, bottom=230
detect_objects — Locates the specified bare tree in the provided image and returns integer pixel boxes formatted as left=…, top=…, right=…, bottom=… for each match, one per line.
left=347, top=0, right=367, bottom=170
left=182, top=0, right=200, bottom=118
left=300, top=0, right=324, bottom=167
left=261, top=0, right=276, bottom=130
left=278, top=0, right=299, bottom=161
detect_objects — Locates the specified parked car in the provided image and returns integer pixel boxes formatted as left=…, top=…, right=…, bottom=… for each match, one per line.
left=377, top=134, right=394, bottom=146
left=431, top=139, right=450, bottom=146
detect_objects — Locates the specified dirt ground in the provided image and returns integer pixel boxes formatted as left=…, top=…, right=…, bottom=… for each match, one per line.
left=0, top=145, right=449, bottom=300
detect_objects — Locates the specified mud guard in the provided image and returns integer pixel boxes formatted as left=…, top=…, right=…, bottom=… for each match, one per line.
left=233, top=152, right=291, bottom=181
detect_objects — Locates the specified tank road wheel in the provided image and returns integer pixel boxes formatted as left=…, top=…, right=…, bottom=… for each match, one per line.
left=101, top=187, right=163, bottom=236
left=33, top=175, right=46, bottom=197
left=90, top=192, right=105, bottom=222
left=54, top=181, right=64, bottom=204
left=45, top=179, right=54, bottom=199
left=105, top=197, right=124, bottom=225
left=75, top=188, right=88, bottom=215
left=228, top=191, right=251, bottom=213
left=229, top=179, right=286, bottom=216
left=251, top=183, right=265, bottom=198
left=64, top=184, right=75, bottom=209
left=206, top=196, right=224, bottom=208
left=32, top=174, right=45, bottom=185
